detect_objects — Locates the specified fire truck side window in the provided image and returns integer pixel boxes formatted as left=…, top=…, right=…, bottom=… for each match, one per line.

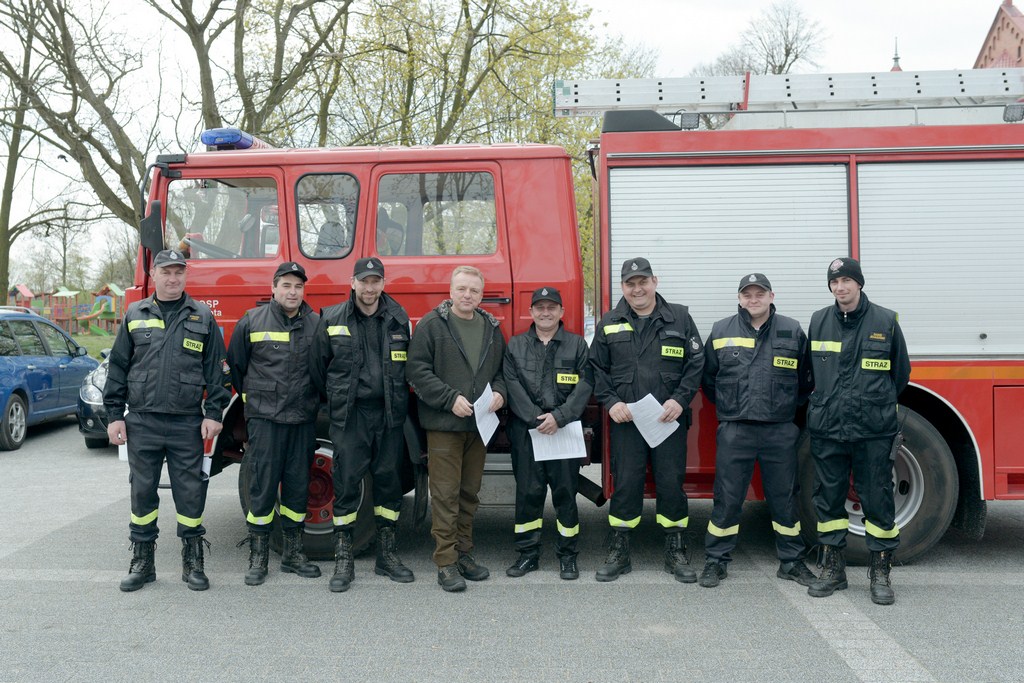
left=296, top=173, right=359, bottom=259
left=377, top=172, right=497, bottom=256
left=165, top=178, right=279, bottom=260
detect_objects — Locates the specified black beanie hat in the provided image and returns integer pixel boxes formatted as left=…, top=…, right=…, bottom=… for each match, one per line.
left=827, top=257, right=864, bottom=290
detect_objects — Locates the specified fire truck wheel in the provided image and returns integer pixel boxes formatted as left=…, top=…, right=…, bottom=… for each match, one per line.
left=237, top=441, right=376, bottom=560
left=796, top=406, right=958, bottom=566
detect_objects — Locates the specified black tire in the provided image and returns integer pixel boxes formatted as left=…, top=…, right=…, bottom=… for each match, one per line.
left=85, top=436, right=110, bottom=449
left=238, top=440, right=375, bottom=561
left=797, top=406, right=958, bottom=565
left=0, top=394, right=28, bottom=451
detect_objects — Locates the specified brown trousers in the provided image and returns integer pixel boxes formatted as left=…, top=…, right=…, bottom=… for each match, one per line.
left=426, top=430, right=486, bottom=566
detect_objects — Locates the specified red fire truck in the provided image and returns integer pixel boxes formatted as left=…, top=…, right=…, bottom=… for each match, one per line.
left=130, top=68, right=1024, bottom=563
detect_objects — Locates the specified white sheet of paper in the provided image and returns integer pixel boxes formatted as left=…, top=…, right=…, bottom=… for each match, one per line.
left=473, top=382, right=500, bottom=445
left=202, top=456, right=212, bottom=479
left=626, top=393, right=679, bottom=448
left=529, top=420, right=586, bottom=461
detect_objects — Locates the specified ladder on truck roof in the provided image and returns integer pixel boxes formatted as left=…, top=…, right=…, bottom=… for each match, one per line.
left=553, top=68, right=1024, bottom=118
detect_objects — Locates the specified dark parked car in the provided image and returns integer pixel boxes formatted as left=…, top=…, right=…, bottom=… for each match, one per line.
left=77, top=357, right=110, bottom=449
left=0, top=307, right=100, bottom=450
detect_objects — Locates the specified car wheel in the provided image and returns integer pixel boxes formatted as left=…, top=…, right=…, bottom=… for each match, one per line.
left=85, top=436, right=110, bottom=449
left=0, top=394, right=28, bottom=451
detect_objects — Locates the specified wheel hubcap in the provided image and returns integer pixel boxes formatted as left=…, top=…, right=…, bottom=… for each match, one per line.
left=8, top=401, right=26, bottom=443
left=847, top=443, right=924, bottom=536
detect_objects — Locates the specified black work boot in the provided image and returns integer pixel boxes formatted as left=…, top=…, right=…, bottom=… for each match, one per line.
left=558, top=554, right=580, bottom=581
left=698, top=560, right=727, bottom=588
left=506, top=552, right=540, bottom=578
left=437, top=564, right=466, bottom=592
left=778, top=560, right=816, bottom=587
left=664, top=531, right=697, bottom=583
left=869, top=550, right=896, bottom=605
left=281, top=528, right=321, bottom=578
left=807, top=545, right=848, bottom=598
left=181, top=537, right=210, bottom=591
left=456, top=552, right=490, bottom=581
left=119, top=541, right=156, bottom=592
left=240, top=533, right=269, bottom=586
left=595, top=530, right=631, bottom=582
left=329, top=529, right=354, bottom=593
left=374, top=526, right=414, bottom=583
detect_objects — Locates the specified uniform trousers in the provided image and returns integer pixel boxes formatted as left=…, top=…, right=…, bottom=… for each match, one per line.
left=608, top=419, right=689, bottom=532
left=331, top=401, right=405, bottom=530
left=508, top=418, right=581, bottom=558
left=812, top=435, right=900, bottom=552
left=245, top=418, right=316, bottom=533
left=126, top=411, right=205, bottom=543
left=704, top=421, right=804, bottom=564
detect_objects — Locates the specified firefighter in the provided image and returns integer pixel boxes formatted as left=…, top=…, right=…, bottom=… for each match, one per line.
left=106, top=249, right=231, bottom=592
left=698, top=273, right=816, bottom=588
left=310, top=257, right=415, bottom=593
left=806, top=258, right=910, bottom=605
left=590, top=257, right=705, bottom=583
left=502, top=287, right=593, bottom=580
left=228, top=261, right=321, bottom=586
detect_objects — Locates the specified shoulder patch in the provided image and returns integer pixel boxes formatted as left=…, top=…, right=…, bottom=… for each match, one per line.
left=776, top=329, right=792, bottom=339
left=188, top=314, right=201, bottom=322
left=869, top=332, right=887, bottom=341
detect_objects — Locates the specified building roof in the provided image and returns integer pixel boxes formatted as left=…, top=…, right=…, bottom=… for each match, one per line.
left=8, top=284, right=35, bottom=298
left=975, top=0, right=1024, bottom=68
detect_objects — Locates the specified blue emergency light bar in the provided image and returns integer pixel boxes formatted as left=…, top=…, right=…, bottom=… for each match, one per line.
left=200, top=127, right=259, bottom=150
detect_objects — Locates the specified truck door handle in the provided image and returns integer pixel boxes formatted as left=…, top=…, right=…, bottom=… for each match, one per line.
left=481, top=297, right=511, bottom=305
left=26, top=364, right=36, bottom=370
left=59, top=364, right=68, bottom=369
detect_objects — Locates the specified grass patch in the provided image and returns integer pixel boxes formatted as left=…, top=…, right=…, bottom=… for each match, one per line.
left=73, top=333, right=116, bottom=360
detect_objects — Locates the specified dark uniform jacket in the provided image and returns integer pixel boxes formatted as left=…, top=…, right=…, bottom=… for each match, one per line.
left=807, top=292, right=911, bottom=441
left=228, top=299, right=319, bottom=424
left=104, top=293, right=230, bottom=422
left=702, top=305, right=813, bottom=423
left=309, top=291, right=410, bottom=432
left=503, top=323, right=593, bottom=427
left=591, top=293, right=705, bottom=423
left=407, top=300, right=507, bottom=433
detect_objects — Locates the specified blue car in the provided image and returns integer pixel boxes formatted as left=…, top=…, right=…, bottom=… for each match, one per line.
left=0, top=307, right=99, bottom=450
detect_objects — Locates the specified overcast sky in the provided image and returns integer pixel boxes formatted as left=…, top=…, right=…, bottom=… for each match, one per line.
left=583, top=0, right=1004, bottom=76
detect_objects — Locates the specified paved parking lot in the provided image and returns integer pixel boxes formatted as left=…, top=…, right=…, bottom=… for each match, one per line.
left=1, top=419, right=1022, bottom=682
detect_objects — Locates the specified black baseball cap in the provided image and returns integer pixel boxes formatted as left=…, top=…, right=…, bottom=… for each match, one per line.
left=531, top=287, right=563, bottom=306
left=738, top=273, right=772, bottom=292
left=621, top=257, right=654, bottom=281
left=152, top=249, right=187, bottom=268
left=353, top=257, right=385, bottom=280
left=273, top=261, right=307, bottom=282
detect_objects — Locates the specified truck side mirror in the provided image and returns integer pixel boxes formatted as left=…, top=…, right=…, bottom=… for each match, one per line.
left=139, top=200, right=164, bottom=258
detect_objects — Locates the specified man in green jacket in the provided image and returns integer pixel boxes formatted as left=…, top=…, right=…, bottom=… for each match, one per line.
left=407, top=266, right=507, bottom=592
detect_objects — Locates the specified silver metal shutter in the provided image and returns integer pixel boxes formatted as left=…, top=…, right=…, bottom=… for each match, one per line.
left=859, top=161, right=1024, bottom=357
left=608, top=164, right=850, bottom=336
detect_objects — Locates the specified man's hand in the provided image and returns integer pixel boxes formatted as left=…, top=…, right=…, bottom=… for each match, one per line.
left=488, top=392, right=504, bottom=413
left=452, top=395, right=474, bottom=417
left=660, top=398, right=683, bottom=423
left=608, top=402, right=632, bottom=424
left=201, top=418, right=223, bottom=440
left=535, top=413, right=559, bottom=435
left=107, top=420, right=127, bottom=445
